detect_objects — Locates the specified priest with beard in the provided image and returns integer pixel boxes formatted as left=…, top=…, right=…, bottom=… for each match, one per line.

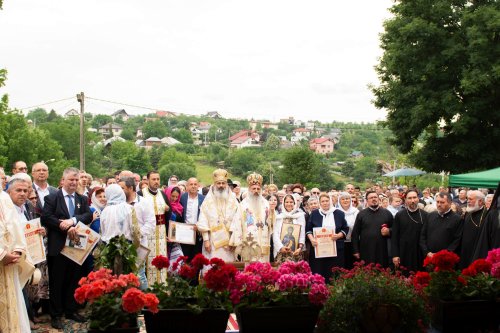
left=473, top=182, right=500, bottom=260
left=196, top=169, right=242, bottom=262
left=459, top=190, right=488, bottom=268
left=392, top=190, right=428, bottom=272
left=352, top=191, right=394, bottom=268
left=239, top=173, right=271, bottom=262
left=420, top=192, right=462, bottom=259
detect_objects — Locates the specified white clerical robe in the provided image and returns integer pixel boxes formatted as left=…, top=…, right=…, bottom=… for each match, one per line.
left=142, top=188, right=169, bottom=285
left=197, top=188, right=242, bottom=262
left=240, top=196, right=271, bottom=262
left=0, top=193, right=35, bottom=333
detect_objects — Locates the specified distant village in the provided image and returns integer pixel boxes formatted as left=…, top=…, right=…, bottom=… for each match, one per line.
left=63, top=108, right=360, bottom=157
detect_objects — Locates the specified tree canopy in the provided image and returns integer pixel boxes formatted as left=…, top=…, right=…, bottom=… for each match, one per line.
left=372, top=0, right=500, bottom=173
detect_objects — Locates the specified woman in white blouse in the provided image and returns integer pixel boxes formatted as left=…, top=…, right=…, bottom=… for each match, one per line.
left=273, top=194, right=306, bottom=262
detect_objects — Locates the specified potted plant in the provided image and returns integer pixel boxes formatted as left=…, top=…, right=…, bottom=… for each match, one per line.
left=229, top=260, right=329, bottom=333
left=94, top=235, right=138, bottom=275
left=317, top=262, right=429, bottom=333
left=413, top=249, right=500, bottom=332
left=143, top=254, right=237, bottom=333
left=74, top=268, right=159, bottom=332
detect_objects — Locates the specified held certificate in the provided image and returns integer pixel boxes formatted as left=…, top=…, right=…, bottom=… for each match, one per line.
left=168, top=221, right=196, bottom=245
left=23, top=218, right=46, bottom=265
left=313, top=227, right=337, bottom=258
left=61, top=222, right=101, bottom=265
left=211, top=223, right=229, bottom=249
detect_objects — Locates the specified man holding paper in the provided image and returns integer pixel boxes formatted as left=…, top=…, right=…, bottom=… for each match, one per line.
left=41, top=167, right=92, bottom=329
left=306, top=192, right=348, bottom=282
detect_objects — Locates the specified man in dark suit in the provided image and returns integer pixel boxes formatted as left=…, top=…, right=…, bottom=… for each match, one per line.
left=41, top=167, right=92, bottom=329
left=179, top=177, right=205, bottom=259
left=31, top=161, right=58, bottom=214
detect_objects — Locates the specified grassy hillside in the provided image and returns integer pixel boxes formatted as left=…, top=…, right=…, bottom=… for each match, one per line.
left=193, top=156, right=244, bottom=186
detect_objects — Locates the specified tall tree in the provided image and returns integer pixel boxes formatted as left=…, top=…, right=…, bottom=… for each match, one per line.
left=372, top=0, right=500, bottom=173
left=279, top=146, right=330, bottom=188
left=142, top=120, right=168, bottom=139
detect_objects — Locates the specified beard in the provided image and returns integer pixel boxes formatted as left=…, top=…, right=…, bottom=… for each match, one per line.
left=247, top=192, right=263, bottom=215
left=466, top=201, right=482, bottom=213
left=407, top=202, right=418, bottom=211
left=213, top=186, right=229, bottom=200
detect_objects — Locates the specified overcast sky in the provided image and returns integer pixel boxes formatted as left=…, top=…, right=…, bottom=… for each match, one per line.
left=0, top=1, right=393, bottom=123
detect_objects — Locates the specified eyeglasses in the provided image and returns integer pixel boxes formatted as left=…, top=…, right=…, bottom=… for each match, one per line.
left=18, top=167, right=28, bottom=171
left=29, top=197, right=37, bottom=200
left=311, top=192, right=320, bottom=195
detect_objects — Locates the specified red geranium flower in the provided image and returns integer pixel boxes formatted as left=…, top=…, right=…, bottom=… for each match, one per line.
left=457, top=276, right=467, bottom=286
left=412, top=271, right=431, bottom=289
left=179, top=264, right=198, bottom=280
left=430, top=250, right=459, bottom=272
left=151, top=255, right=170, bottom=270
left=122, top=288, right=146, bottom=313
left=205, top=264, right=237, bottom=292
left=470, top=259, right=492, bottom=274
left=191, top=253, right=210, bottom=270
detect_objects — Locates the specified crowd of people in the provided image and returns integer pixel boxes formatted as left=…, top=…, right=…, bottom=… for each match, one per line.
left=0, top=160, right=499, bottom=332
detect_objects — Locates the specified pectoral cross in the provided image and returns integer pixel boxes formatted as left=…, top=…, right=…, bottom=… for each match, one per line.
left=235, top=233, right=262, bottom=262
left=77, top=203, right=81, bottom=209
left=156, top=214, right=165, bottom=225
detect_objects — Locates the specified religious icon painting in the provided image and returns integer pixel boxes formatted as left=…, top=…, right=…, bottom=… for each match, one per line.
left=279, top=223, right=301, bottom=252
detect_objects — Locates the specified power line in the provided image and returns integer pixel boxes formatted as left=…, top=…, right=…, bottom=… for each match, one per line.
left=86, top=96, right=162, bottom=112
left=19, top=97, right=74, bottom=111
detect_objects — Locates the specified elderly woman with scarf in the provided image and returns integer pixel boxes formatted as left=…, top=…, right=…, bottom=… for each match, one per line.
left=336, top=191, right=359, bottom=269
left=307, top=192, right=349, bottom=282
left=100, top=184, right=140, bottom=246
left=81, top=187, right=107, bottom=276
left=273, top=194, right=306, bottom=263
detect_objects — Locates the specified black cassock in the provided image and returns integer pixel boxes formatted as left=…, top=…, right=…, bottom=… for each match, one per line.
left=352, top=207, right=393, bottom=268
left=392, top=208, right=428, bottom=272
left=473, top=208, right=500, bottom=260
left=459, top=207, right=488, bottom=268
left=419, top=210, right=462, bottom=256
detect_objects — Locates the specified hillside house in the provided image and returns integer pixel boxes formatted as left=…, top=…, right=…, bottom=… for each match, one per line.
left=98, top=123, right=123, bottom=137
left=229, top=130, right=260, bottom=149
left=309, top=138, right=335, bottom=154
left=111, top=109, right=130, bottom=121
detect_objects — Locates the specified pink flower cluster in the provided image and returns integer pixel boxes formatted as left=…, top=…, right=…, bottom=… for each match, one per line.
left=229, top=260, right=329, bottom=306
left=486, top=248, right=500, bottom=279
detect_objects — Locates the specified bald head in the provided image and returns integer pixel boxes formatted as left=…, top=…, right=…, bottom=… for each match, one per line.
left=187, top=177, right=199, bottom=196
left=119, top=170, right=134, bottom=178
left=32, top=162, right=49, bottom=184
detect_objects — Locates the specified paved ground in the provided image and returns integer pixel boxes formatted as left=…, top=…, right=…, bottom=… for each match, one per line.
left=34, top=313, right=240, bottom=332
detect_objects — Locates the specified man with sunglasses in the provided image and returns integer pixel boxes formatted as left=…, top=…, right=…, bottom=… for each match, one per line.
left=12, top=160, right=28, bottom=174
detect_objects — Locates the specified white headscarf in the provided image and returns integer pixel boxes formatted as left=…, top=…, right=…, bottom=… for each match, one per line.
left=277, top=194, right=304, bottom=220
left=100, top=184, right=132, bottom=243
left=336, top=191, right=358, bottom=241
left=90, top=188, right=106, bottom=212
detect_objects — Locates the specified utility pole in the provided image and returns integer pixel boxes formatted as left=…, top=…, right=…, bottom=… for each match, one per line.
left=76, top=92, right=85, bottom=170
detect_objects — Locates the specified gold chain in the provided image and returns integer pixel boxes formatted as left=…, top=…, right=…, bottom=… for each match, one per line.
left=406, top=208, right=423, bottom=224
left=470, top=208, right=486, bottom=228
